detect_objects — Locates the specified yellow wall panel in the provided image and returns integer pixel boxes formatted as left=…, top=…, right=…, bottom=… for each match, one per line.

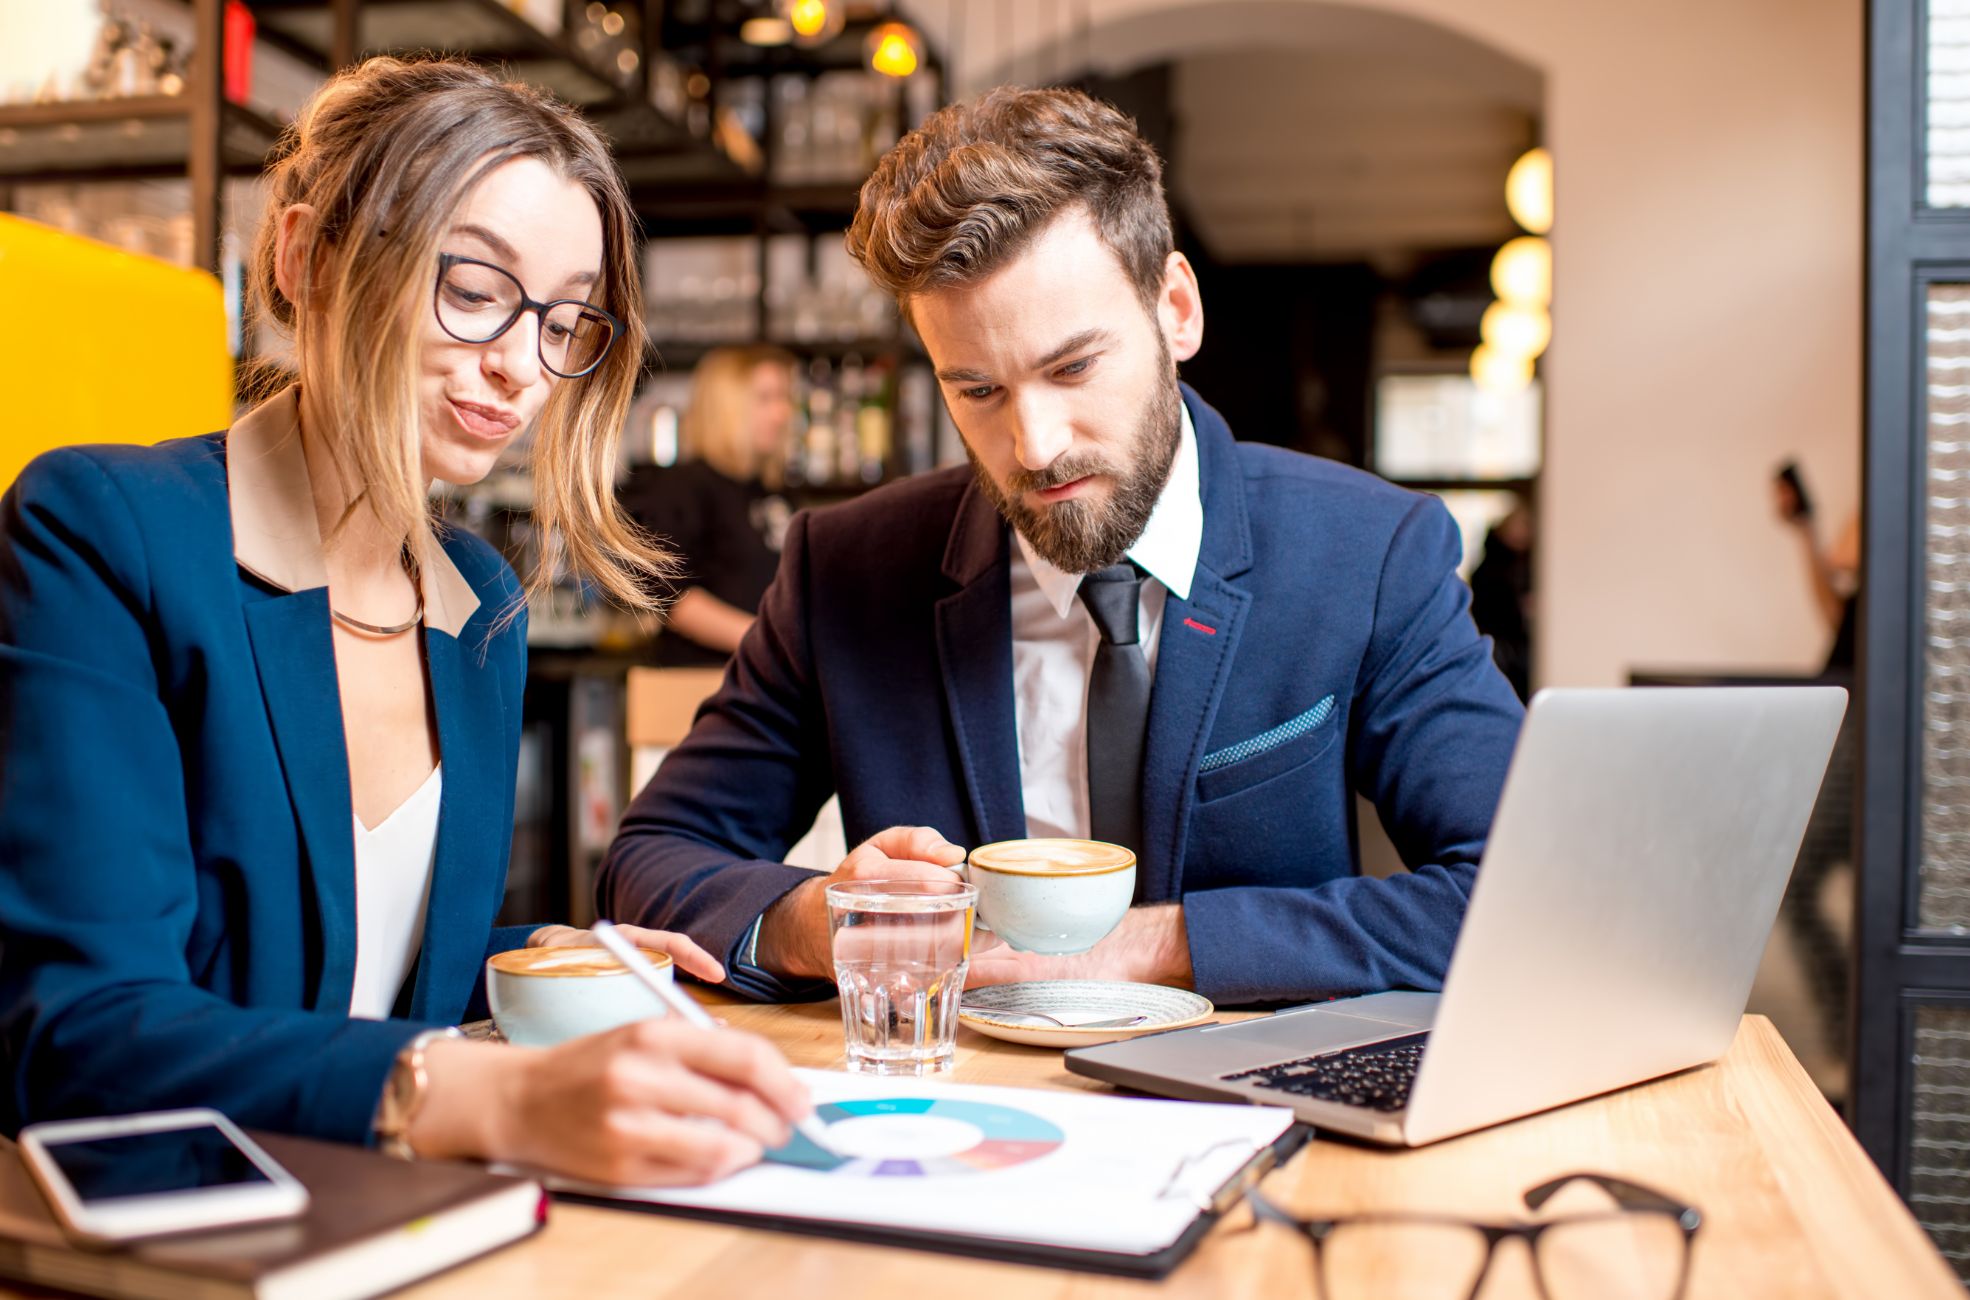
left=0, top=214, right=233, bottom=489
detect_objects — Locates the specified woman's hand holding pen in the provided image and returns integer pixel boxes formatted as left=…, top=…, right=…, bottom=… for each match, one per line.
left=407, top=1017, right=810, bottom=1187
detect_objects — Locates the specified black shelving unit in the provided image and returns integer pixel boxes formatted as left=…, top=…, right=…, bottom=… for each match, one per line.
left=625, top=5, right=948, bottom=485
left=251, top=0, right=621, bottom=102
left=0, top=0, right=749, bottom=274
left=0, top=0, right=248, bottom=275
left=0, top=96, right=281, bottom=186
left=656, top=9, right=947, bottom=92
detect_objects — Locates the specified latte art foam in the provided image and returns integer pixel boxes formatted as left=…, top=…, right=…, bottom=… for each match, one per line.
left=967, top=838, right=1135, bottom=876
left=487, top=945, right=674, bottom=977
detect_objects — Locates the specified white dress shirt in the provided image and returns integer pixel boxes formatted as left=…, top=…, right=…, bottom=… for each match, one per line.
left=349, top=763, right=442, bottom=1019
left=1011, top=404, right=1203, bottom=839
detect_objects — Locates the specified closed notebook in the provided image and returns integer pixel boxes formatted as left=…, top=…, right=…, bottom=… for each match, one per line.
left=0, top=1132, right=543, bottom=1300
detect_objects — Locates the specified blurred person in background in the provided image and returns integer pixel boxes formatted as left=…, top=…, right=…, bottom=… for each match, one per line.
left=623, top=346, right=797, bottom=666
left=1468, top=500, right=1534, bottom=702
left=1774, top=460, right=1859, bottom=676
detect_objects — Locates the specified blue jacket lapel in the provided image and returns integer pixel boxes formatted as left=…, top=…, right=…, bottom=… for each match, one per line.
left=1139, top=388, right=1255, bottom=901
left=934, top=484, right=1026, bottom=846
left=406, top=627, right=506, bottom=1022
left=243, top=589, right=357, bottom=1012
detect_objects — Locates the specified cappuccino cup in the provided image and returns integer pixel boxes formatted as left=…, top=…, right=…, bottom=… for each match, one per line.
left=963, top=838, right=1136, bottom=955
left=485, top=945, right=674, bottom=1047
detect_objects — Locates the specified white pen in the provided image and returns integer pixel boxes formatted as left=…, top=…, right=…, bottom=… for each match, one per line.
left=590, top=920, right=835, bottom=1154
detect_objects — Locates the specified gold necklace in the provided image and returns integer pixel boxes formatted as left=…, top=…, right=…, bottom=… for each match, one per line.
left=330, top=553, right=422, bottom=637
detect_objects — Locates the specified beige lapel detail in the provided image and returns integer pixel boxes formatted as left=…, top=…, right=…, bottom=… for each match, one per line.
left=416, top=537, right=482, bottom=639
left=227, top=385, right=482, bottom=637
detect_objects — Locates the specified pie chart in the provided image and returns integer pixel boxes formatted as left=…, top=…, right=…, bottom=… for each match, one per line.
left=765, top=1097, right=1064, bottom=1177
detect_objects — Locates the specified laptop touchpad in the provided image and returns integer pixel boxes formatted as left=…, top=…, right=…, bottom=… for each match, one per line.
left=1198, top=994, right=1439, bottom=1059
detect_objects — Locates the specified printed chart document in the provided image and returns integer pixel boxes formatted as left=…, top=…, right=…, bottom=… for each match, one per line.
left=551, top=1069, right=1300, bottom=1274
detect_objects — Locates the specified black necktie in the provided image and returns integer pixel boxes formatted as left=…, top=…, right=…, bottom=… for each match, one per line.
left=1078, top=563, right=1151, bottom=874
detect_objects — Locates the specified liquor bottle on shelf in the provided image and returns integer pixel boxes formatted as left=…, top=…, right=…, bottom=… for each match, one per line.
left=773, top=76, right=811, bottom=186
left=857, top=358, right=894, bottom=484
left=802, top=356, right=838, bottom=486
left=834, top=353, right=864, bottom=484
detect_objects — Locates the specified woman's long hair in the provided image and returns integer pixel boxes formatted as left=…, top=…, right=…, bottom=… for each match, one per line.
left=680, top=345, right=795, bottom=488
left=247, top=56, right=674, bottom=612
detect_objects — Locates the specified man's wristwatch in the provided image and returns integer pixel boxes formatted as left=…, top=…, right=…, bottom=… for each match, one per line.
left=373, top=1027, right=462, bottom=1160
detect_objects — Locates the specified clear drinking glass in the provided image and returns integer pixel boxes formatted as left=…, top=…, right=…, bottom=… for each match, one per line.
left=825, top=879, right=977, bottom=1076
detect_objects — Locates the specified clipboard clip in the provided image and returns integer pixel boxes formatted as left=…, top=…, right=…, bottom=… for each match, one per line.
left=1154, top=1138, right=1266, bottom=1213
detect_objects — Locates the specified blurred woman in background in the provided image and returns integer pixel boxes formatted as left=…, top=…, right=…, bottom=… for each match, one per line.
left=623, top=346, right=796, bottom=665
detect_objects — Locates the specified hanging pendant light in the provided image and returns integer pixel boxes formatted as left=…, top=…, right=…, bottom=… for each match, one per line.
left=867, top=20, right=923, bottom=78
left=1470, top=343, right=1533, bottom=395
left=1479, top=301, right=1552, bottom=361
left=1490, top=235, right=1552, bottom=307
left=780, top=0, right=845, bottom=47
left=1505, top=147, right=1554, bottom=235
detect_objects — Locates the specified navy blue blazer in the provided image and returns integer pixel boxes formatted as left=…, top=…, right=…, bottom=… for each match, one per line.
left=0, top=394, right=531, bottom=1144
left=599, top=387, right=1526, bottom=1005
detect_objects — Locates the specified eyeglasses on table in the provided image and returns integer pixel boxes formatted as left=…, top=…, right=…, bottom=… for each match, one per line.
left=1242, top=1170, right=1702, bottom=1300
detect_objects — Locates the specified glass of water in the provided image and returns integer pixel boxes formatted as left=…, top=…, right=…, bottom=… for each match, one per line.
left=825, top=879, right=978, bottom=1076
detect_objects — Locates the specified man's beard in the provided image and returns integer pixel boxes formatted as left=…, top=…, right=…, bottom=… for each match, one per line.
left=967, top=360, right=1184, bottom=575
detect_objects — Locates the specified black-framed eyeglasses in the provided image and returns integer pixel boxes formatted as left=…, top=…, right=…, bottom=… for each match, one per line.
left=433, top=253, right=621, bottom=379
left=1245, top=1171, right=1702, bottom=1300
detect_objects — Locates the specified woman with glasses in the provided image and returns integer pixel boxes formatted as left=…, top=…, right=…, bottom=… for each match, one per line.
left=0, top=57, right=809, bottom=1187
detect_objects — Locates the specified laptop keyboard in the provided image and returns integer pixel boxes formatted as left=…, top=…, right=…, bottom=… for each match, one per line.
left=1221, top=1032, right=1430, bottom=1112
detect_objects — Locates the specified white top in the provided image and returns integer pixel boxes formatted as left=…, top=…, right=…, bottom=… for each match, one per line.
left=349, top=764, right=443, bottom=1019
left=1009, top=405, right=1204, bottom=839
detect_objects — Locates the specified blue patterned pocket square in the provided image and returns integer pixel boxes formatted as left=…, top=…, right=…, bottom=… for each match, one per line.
left=1198, top=694, right=1338, bottom=773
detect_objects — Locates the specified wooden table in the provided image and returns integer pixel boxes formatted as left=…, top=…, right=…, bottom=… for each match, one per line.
left=404, top=1004, right=1959, bottom=1299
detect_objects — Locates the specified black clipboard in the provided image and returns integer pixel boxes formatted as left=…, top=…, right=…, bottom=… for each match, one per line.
left=554, top=1122, right=1310, bottom=1279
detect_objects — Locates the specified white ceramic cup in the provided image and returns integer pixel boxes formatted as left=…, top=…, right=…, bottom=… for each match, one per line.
left=484, top=945, right=674, bottom=1047
left=962, top=838, right=1136, bottom=955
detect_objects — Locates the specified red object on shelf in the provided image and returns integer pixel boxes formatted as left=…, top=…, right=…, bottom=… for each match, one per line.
left=224, top=0, right=255, bottom=104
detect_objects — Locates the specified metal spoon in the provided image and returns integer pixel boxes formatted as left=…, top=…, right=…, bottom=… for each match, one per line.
left=961, top=1005, right=1150, bottom=1030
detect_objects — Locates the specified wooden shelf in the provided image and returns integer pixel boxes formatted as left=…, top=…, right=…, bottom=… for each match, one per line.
left=0, top=97, right=280, bottom=183
left=253, top=0, right=625, bottom=105
left=595, top=101, right=751, bottom=194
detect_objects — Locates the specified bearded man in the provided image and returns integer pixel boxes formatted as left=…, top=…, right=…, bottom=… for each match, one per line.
left=598, top=87, right=1525, bottom=1005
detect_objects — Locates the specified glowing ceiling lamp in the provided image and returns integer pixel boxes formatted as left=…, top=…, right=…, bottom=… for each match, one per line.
left=867, top=20, right=923, bottom=78
left=1506, top=147, right=1553, bottom=235
left=1480, top=301, right=1552, bottom=361
left=1470, top=343, right=1534, bottom=395
left=1490, top=235, right=1552, bottom=307
left=781, top=0, right=845, bottom=47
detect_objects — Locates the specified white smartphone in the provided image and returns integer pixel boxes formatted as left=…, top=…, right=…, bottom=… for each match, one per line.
left=20, top=1108, right=310, bottom=1243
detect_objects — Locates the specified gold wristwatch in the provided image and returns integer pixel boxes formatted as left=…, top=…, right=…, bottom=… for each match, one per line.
left=373, top=1027, right=462, bottom=1160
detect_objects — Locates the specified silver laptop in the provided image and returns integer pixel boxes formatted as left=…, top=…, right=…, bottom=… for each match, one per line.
left=1067, top=686, right=1848, bottom=1146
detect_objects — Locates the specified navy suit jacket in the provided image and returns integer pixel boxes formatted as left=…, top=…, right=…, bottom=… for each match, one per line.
left=599, top=387, right=1525, bottom=1004
left=0, top=406, right=530, bottom=1144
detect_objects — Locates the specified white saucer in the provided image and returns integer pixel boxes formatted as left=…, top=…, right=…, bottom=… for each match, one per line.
left=959, top=980, right=1215, bottom=1048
